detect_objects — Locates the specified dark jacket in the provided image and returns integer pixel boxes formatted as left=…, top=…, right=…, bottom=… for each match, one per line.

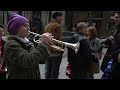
left=111, top=25, right=120, bottom=79
left=68, top=32, right=92, bottom=72
left=100, top=25, right=120, bottom=72
left=101, top=25, right=120, bottom=79
left=112, top=25, right=120, bottom=61
left=100, top=38, right=113, bottom=72
left=4, top=35, right=49, bottom=79
left=1, top=36, right=7, bottom=70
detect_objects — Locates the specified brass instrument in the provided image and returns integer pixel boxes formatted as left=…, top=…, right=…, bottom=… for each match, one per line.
left=29, top=31, right=80, bottom=53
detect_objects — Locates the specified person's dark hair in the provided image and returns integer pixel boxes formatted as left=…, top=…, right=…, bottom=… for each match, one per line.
left=52, top=11, right=63, bottom=19
left=76, top=22, right=88, bottom=31
left=0, top=24, right=4, bottom=29
left=87, top=26, right=98, bottom=37
left=73, top=23, right=77, bottom=28
left=115, top=11, right=120, bottom=14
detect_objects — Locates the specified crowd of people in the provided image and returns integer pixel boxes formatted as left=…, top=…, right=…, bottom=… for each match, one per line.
left=0, top=11, right=120, bottom=79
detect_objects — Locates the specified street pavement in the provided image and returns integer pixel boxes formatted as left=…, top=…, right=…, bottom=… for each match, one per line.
left=39, top=48, right=108, bottom=79
left=39, top=56, right=69, bottom=79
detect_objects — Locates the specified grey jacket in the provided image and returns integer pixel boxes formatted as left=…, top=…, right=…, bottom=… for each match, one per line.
left=4, top=35, right=49, bottom=79
left=89, top=37, right=101, bottom=53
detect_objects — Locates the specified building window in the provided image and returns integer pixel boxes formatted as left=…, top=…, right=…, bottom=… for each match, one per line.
left=32, top=11, right=42, bottom=34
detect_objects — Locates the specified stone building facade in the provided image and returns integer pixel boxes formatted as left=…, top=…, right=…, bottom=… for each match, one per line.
left=0, top=11, right=116, bottom=38
left=66, top=11, right=116, bottom=38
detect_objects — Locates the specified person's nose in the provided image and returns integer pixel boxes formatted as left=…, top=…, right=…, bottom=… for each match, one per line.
left=27, top=26, right=30, bottom=31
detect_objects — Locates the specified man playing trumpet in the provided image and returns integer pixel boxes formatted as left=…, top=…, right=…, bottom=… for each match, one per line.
left=4, top=13, right=52, bottom=79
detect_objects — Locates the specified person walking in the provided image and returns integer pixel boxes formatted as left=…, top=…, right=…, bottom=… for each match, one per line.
left=44, top=11, right=63, bottom=79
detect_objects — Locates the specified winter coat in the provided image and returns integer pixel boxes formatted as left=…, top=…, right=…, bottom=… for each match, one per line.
left=4, top=35, right=49, bottom=79
left=112, top=26, right=120, bottom=61
left=111, top=25, right=120, bottom=79
left=67, top=32, right=92, bottom=72
left=101, top=25, right=120, bottom=79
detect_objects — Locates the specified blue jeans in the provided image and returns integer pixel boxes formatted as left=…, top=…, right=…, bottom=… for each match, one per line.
left=45, top=54, right=62, bottom=79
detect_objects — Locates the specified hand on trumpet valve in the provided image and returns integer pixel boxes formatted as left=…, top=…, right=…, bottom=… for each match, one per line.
left=41, top=33, right=53, bottom=45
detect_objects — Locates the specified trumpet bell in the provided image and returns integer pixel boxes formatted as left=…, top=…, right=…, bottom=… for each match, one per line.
left=52, top=38, right=80, bottom=54
left=74, top=41, right=80, bottom=53
left=66, top=41, right=80, bottom=54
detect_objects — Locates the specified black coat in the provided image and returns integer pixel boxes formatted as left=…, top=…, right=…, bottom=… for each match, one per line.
left=112, top=28, right=120, bottom=61
left=110, top=25, right=120, bottom=79
left=101, top=25, right=120, bottom=72
left=101, top=25, right=120, bottom=79
left=67, top=32, right=92, bottom=72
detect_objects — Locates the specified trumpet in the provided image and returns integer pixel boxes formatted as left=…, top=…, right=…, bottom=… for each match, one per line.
left=29, top=31, right=80, bottom=53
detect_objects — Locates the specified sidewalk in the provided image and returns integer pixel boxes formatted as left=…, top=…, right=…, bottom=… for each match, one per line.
left=94, top=48, right=108, bottom=79
left=39, top=48, right=107, bottom=79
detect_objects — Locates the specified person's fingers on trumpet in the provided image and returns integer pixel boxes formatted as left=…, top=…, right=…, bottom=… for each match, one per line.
left=46, top=33, right=54, bottom=45
left=41, top=33, right=53, bottom=45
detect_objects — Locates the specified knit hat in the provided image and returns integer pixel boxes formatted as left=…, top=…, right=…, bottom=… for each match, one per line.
left=7, top=13, right=29, bottom=35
